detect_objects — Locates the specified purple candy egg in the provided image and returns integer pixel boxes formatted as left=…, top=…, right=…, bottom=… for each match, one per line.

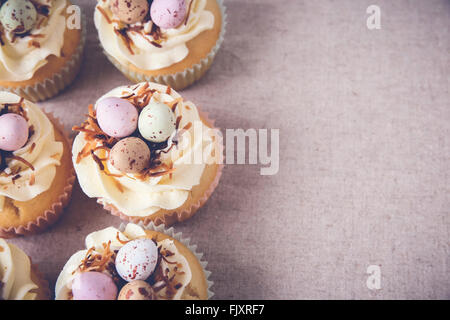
left=0, top=113, right=29, bottom=151
left=151, top=0, right=187, bottom=29
left=72, top=271, right=118, bottom=300
left=96, top=97, right=138, bottom=138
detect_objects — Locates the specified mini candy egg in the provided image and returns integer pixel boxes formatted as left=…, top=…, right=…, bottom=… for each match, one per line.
left=111, top=0, right=149, bottom=24
left=96, top=97, right=138, bottom=138
left=118, top=280, right=156, bottom=300
left=0, top=0, right=37, bottom=34
left=72, top=271, right=118, bottom=300
left=138, top=102, right=176, bottom=143
left=115, top=238, right=158, bottom=282
left=109, top=137, right=150, bottom=173
left=0, top=113, right=29, bottom=151
left=151, top=0, right=187, bottom=29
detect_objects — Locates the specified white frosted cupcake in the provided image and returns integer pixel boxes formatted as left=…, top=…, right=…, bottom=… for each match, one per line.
left=0, top=238, right=50, bottom=300
left=55, top=223, right=212, bottom=300
left=0, top=0, right=85, bottom=102
left=94, top=0, right=226, bottom=90
left=0, top=91, right=75, bottom=238
left=72, top=82, right=223, bottom=226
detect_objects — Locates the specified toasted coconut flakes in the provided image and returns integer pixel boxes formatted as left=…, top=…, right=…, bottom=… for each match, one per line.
left=116, top=232, right=130, bottom=245
left=138, top=83, right=150, bottom=96
left=97, top=6, right=112, bottom=24
left=183, top=122, right=192, bottom=131
left=28, top=40, right=41, bottom=48
left=88, top=104, right=96, bottom=118
left=8, top=155, right=35, bottom=171
left=78, top=241, right=114, bottom=273
left=113, top=180, right=124, bottom=193
left=29, top=173, right=35, bottom=186
left=185, top=0, right=193, bottom=25
left=90, top=150, right=104, bottom=171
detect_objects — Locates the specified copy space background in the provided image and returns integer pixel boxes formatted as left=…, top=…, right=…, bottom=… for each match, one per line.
left=9, top=0, right=450, bottom=299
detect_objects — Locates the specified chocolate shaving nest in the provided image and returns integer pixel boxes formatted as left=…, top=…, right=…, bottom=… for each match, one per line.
left=74, top=232, right=186, bottom=300
left=73, top=85, right=183, bottom=182
left=96, top=3, right=168, bottom=54
left=0, top=100, right=36, bottom=184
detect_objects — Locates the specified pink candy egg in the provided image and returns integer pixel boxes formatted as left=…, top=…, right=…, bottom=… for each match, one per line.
left=115, top=239, right=158, bottom=282
left=151, top=0, right=187, bottom=29
left=96, top=97, right=138, bottom=138
left=72, top=271, right=118, bottom=300
left=0, top=113, right=29, bottom=151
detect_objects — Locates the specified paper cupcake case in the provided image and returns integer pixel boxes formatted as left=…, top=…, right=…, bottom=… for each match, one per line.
left=100, top=108, right=224, bottom=227
left=119, top=221, right=214, bottom=299
left=0, top=13, right=87, bottom=103
left=101, top=0, right=227, bottom=91
left=0, top=112, right=76, bottom=238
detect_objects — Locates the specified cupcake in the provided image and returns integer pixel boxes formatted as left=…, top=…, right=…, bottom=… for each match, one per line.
left=72, top=82, right=223, bottom=226
left=0, top=91, right=75, bottom=238
left=0, top=0, right=86, bottom=102
left=55, top=223, right=212, bottom=300
left=0, top=238, right=50, bottom=300
left=94, top=0, right=226, bottom=90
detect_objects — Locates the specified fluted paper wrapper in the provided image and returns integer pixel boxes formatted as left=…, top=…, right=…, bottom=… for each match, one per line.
left=100, top=108, right=224, bottom=227
left=102, top=0, right=227, bottom=91
left=119, top=221, right=214, bottom=299
left=0, top=112, right=76, bottom=238
left=0, top=14, right=86, bottom=102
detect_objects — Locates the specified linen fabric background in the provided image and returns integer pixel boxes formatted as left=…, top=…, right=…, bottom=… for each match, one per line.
left=8, top=0, right=450, bottom=299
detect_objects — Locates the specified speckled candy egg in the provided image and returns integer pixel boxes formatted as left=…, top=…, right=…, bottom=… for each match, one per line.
left=115, top=239, right=158, bottom=282
left=0, top=0, right=37, bottom=34
left=111, top=0, right=149, bottom=24
left=96, top=97, right=138, bottom=138
left=109, top=137, right=150, bottom=173
left=0, top=113, right=29, bottom=151
left=118, top=280, right=156, bottom=300
left=151, top=0, right=187, bottom=29
left=138, top=102, right=176, bottom=143
left=71, top=271, right=118, bottom=300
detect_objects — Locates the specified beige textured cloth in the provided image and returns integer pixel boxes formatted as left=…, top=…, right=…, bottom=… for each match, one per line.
left=8, top=0, right=450, bottom=299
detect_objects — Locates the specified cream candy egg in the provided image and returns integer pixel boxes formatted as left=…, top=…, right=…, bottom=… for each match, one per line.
left=138, top=102, right=176, bottom=143
left=111, top=0, right=149, bottom=24
left=0, top=0, right=37, bottom=34
left=71, top=271, right=118, bottom=300
left=96, top=97, right=138, bottom=138
left=109, top=137, right=150, bottom=173
left=150, top=0, right=187, bottom=29
left=118, top=280, right=156, bottom=300
left=0, top=113, right=29, bottom=151
left=115, top=238, right=158, bottom=282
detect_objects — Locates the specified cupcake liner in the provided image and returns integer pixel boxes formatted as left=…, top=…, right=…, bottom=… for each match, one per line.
left=101, top=0, right=227, bottom=91
left=99, top=108, right=224, bottom=227
left=0, top=112, right=76, bottom=238
left=0, top=12, right=86, bottom=102
left=119, top=221, right=214, bottom=299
